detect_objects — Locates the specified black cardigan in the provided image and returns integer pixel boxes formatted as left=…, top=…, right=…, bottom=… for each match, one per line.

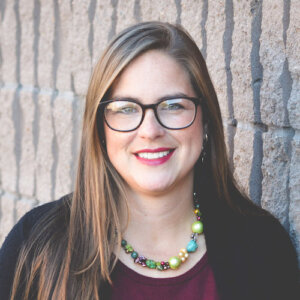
left=0, top=195, right=299, bottom=300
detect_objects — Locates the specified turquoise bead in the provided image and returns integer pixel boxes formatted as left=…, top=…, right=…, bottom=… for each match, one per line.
left=186, top=240, right=198, bottom=253
left=131, top=251, right=138, bottom=259
left=192, top=221, right=203, bottom=234
left=168, top=256, right=181, bottom=269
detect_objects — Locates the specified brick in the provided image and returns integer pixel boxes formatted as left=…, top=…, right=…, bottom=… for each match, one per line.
left=260, top=0, right=286, bottom=126
left=288, top=137, right=300, bottom=263
left=38, top=0, right=54, bottom=88
left=286, top=0, right=300, bottom=130
left=19, top=90, right=35, bottom=197
left=286, top=0, right=300, bottom=77
left=0, top=89, right=17, bottom=193
left=205, top=1, right=229, bottom=120
left=93, top=0, right=114, bottom=65
left=20, top=0, right=34, bottom=85
left=261, top=131, right=290, bottom=226
left=71, top=1, right=92, bottom=95
left=35, top=93, right=53, bottom=204
left=116, top=0, right=136, bottom=34
left=233, top=125, right=254, bottom=196
left=0, top=192, right=16, bottom=246
left=140, top=0, right=177, bottom=23
left=53, top=93, right=73, bottom=199
left=55, top=0, right=72, bottom=92
left=181, top=0, right=204, bottom=50
left=1, top=1, right=17, bottom=83
left=231, top=0, right=253, bottom=122
left=16, top=196, right=37, bottom=222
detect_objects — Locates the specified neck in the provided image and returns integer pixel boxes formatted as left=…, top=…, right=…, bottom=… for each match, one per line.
left=119, top=181, right=195, bottom=259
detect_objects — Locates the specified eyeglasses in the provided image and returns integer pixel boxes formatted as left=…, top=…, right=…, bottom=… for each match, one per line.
left=98, top=96, right=200, bottom=132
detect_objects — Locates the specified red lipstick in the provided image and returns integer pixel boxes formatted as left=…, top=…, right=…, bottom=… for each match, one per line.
left=134, top=148, right=175, bottom=166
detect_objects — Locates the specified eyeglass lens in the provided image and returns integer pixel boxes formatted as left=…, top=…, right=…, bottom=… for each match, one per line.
left=104, top=98, right=196, bottom=131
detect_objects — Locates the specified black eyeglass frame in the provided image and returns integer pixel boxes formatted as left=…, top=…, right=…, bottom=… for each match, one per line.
left=98, top=96, right=201, bottom=132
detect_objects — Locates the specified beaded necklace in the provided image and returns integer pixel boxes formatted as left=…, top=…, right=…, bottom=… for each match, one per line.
left=121, top=195, right=203, bottom=271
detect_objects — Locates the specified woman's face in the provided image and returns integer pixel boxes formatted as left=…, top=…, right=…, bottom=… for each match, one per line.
left=104, top=50, right=203, bottom=196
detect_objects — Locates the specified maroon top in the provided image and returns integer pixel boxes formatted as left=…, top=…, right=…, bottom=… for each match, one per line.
left=109, top=252, right=220, bottom=300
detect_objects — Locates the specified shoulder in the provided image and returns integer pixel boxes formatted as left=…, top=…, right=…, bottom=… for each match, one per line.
left=229, top=213, right=299, bottom=299
left=18, top=194, right=71, bottom=239
left=230, top=213, right=297, bottom=265
left=1, top=194, right=70, bottom=251
left=234, top=213, right=296, bottom=254
left=7, top=194, right=70, bottom=243
left=0, top=194, right=71, bottom=298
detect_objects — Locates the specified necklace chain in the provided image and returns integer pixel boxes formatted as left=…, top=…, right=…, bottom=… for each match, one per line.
left=121, top=196, right=203, bottom=271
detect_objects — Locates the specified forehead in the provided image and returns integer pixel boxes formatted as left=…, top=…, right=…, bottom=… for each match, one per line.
left=110, top=50, right=196, bottom=102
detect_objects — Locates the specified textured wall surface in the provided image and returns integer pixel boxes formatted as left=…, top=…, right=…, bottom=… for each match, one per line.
left=0, top=0, right=299, bottom=263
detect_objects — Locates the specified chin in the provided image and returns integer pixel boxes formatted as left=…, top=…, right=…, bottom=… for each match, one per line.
left=132, top=179, right=177, bottom=196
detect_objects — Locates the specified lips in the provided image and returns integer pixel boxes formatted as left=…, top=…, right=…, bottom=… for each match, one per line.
left=134, top=148, right=175, bottom=165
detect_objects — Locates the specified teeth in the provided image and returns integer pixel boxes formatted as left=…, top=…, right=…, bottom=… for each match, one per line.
left=137, top=150, right=171, bottom=159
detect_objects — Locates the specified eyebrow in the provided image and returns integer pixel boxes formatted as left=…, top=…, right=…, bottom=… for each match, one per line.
left=109, top=92, right=193, bottom=103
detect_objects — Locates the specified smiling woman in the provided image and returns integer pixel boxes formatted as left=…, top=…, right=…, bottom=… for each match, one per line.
left=0, top=22, right=299, bottom=300
left=103, top=50, right=202, bottom=194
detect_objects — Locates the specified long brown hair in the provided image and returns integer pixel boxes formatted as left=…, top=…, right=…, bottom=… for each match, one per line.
left=11, top=21, right=265, bottom=299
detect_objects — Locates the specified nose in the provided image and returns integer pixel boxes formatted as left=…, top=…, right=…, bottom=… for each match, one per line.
left=137, top=109, right=165, bottom=139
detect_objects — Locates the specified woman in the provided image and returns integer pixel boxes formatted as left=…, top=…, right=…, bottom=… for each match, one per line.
left=0, top=22, right=298, bottom=300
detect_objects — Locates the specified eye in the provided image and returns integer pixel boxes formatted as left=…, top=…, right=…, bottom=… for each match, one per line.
left=159, top=99, right=186, bottom=111
left=105, top=101, right=140, bottom=114
left=118, top=106, right=138, bottom=114
left=166, top=103, right=184, bottom=110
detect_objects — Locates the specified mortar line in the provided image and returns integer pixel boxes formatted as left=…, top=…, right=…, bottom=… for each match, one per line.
left=50, top=0, right=61, bottom=200
left=175, top=0, right=181, bottom=24
left=32, top=0, right=41, bottom=199
left=88, top=0, right=96, bottom=63
left=0, top=0, right=6, bottom=21
left=249, top=0, right=263, bottom=206
left=200, top=0, right=208, bottom=59
left=134, top=0, right=141, bottom=22
left=108, top=0, right=119, bottom=41
left=223, top=0, right=235, bottom=168
left=282, top=0, right=292, bottom=232
left=13, top=0, right=22, bottom=200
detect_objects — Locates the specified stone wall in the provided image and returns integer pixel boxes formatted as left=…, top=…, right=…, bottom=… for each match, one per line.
left=0, top=0, right=299, bottom=263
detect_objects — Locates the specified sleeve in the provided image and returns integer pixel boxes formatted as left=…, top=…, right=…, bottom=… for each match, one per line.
left=242, top=215, right=300, bottom=300
left=0, top=213, right=30, bottom=299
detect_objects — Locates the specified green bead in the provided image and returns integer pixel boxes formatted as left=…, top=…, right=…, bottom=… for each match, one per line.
left=131, top=251, right=138, bottom=259
left=125, top=244, right=133, bottom=253
left=121, top=239, right=127, bottom=247
left=156, top=264, right=163, bottom=271
left=192, top=221, right=203, bottom=234
left=168, top=256, right=181, bottom=269
left=146, top=259, right=156, bottom=269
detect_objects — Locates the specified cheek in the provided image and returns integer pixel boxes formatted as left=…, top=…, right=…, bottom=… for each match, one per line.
left=104, top=125, right=133, bottom=163
left=104, top=125, right=119, bottom=163
left=189, top=109, right=203, bottom=151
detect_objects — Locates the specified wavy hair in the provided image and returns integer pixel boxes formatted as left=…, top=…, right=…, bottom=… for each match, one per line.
left=10, top=21, right=265, bottom=300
